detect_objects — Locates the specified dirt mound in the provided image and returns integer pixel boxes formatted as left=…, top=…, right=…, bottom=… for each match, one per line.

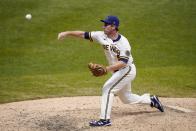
left=0, top=96, right=195, bottom=131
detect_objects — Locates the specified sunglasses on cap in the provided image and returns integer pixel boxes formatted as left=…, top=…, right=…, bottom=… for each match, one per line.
left=104, top=23, right=116, bottom=27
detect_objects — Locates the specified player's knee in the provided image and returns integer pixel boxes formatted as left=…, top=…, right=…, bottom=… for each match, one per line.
left=111, top=89, right=120, bottom=95
left=118, top=95, right=130, bottom=104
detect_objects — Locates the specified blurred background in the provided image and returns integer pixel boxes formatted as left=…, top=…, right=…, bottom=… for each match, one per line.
left=0, top=0, right=195, bottom=103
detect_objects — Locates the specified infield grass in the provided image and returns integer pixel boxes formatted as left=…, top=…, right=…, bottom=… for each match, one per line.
left=0, top=0, right=195, bottom=103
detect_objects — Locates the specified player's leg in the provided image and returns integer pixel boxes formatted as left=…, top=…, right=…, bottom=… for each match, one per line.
left=117, top=83, right=151, bottom=104
left=100, top=66, right=131, bottom=120
left=115, top=63, right=150, bottom=104
left=117, top=83, right=164, bottom=112
left=117, top=64, right=164, bottom=112
left=99, top=64, right=137, bottom=120
left=89, top=66, right=132, bottom=127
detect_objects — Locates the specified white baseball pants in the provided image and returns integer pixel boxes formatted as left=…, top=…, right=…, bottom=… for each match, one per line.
left=100, top=64, right=151, bottom=119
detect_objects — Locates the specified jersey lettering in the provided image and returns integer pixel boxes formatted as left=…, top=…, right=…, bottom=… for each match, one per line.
left=102, top=45, right=120, bottom=56
left=103, top=45, right=109, bottom=50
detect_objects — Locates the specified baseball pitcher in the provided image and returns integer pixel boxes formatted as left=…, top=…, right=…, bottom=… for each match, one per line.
left=58, top=15, right=164, bottom=127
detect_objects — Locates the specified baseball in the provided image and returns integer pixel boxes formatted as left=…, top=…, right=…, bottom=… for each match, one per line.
left=25, top=14, right=32, bottom=20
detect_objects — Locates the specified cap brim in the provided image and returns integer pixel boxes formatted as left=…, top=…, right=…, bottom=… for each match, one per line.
left=100, top=20, right=110, bottom=24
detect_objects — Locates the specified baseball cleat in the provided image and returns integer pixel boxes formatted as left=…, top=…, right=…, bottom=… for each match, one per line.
left=150, top=95, right=164, bottom=112
left=89, top=119, right=111, bottom=127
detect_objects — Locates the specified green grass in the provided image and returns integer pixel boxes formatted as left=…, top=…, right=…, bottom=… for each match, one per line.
left=0, top=0, right=196, bottom=103
left=0, top=72, right=108, bottom=103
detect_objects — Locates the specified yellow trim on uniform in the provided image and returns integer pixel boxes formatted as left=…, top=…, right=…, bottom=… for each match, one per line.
left=119, top=56, right=129, bottom=59
left=89, top=32, right=93, bottom=42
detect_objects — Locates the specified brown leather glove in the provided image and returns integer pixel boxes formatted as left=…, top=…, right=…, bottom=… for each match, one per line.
left=88, top=63, right=107, bottom=77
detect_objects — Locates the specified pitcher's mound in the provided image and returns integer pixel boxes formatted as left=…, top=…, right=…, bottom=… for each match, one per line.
left=0, top=96, right=195, bottom=131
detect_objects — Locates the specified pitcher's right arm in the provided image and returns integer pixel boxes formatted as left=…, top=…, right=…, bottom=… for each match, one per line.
left=58, top=31, right=85, bottom=40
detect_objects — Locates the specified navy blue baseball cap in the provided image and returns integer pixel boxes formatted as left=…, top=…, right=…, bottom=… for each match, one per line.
left=101, top=15, right=120, bottom=27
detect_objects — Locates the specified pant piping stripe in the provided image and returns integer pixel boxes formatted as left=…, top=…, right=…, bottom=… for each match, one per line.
left=104, top=66, right=131, bottom=119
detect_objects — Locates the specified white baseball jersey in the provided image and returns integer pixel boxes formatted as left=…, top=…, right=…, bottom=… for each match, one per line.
left=85, top=31, right=151, bottom=120
left=88, top=31, right=133, bottom=66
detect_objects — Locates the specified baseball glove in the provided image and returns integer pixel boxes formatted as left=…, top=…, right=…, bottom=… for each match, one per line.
left=88, top=62, right=107, bottom=77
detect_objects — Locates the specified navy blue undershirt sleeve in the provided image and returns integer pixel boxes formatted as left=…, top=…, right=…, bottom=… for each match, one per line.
left=119, top=58, right=128, bottom=64
left=84, top=32, right=90, bottom=39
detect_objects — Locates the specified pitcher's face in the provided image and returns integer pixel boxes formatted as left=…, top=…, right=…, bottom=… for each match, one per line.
left=102, top=23, right=116, bottom=35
